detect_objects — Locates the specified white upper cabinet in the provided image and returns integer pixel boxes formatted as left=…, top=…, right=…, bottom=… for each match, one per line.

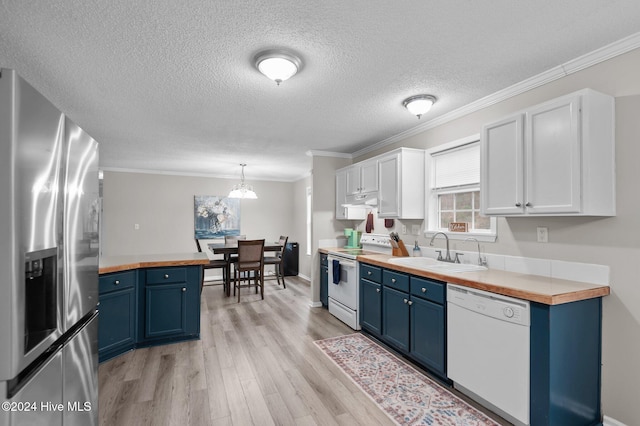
left=378, top=148, right=425, bottom=219
left=481, top=89, right=615, bottom=216
left=335, top=169, right=366, bottom=220
left=346, top=160, right=378, bottom=195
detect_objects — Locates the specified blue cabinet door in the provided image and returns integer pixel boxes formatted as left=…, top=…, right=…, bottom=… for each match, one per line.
left=98, top=287, right=135, bottom=361
left=360, top=279, right=382, bottom=335
left=382, top=286, right=410, bottom=352
left=410, top=297, right=445, bottom=376
left=145, top=283, right=187, bottom=339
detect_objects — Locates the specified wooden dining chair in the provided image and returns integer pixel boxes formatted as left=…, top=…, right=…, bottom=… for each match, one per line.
left=233, top=239, right=265, bottom=302
left=195, top=239, right=228, bottom=293
left=264, top=235, right=288, bottom=288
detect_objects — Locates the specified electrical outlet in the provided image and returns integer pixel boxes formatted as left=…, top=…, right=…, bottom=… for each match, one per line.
left=402, top=225, right=407, bottom=234
left=412, top=225, right=421, bottom=235
left=537, top=226, right=548, bottom=243
left=134, top=223, right=140, bottom=230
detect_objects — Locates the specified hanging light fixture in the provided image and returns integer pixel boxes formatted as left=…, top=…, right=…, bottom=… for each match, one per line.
left=254, top=49, right=302, bottom=85
left=403, top=95, right=437, bottom=119
left=228, top=163, right=258, bottom=199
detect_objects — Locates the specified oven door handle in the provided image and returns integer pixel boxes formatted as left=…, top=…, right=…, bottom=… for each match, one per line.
left=327, top=256, right=357, bottom=268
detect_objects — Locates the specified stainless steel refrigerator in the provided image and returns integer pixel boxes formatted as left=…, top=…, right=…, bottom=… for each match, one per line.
left=0, top=68, right=99, bottom=426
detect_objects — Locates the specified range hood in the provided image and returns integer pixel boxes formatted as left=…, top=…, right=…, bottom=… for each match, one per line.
left=343, top=192, right=378, bottom=207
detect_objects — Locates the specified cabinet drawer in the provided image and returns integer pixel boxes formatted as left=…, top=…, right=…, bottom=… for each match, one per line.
left=146, top=267, right=187, bottom=285
left=410, top=277, right=445, bottom=305
left=99, top=270, right=136, bottom=294
left=383, top=270, right=409, bottom=293
left=360, top=264, right=382, bottom=283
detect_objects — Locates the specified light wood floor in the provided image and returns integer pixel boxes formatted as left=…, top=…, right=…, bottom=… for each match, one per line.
left=98, top=276, right=509, bottom=426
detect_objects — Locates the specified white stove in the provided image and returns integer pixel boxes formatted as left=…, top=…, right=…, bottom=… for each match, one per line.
left=326, top=234, right=391, bottom=330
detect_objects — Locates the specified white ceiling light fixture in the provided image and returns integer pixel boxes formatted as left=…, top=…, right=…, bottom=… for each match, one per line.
left=228, top=163, right=258, bottom=199
left=403, top=95, right=437, bottom=119
left=254, top=49, right=302, bottom=85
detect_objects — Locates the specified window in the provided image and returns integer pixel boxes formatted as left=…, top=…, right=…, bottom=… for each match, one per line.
left=426, top=136, right=496, bottom=241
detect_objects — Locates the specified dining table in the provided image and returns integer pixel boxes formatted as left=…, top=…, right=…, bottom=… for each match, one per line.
left=208, top=241, right=283, bottom=296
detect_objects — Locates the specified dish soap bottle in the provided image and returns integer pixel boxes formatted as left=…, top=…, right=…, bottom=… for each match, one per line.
left=413, top=241, right=421, bottom=257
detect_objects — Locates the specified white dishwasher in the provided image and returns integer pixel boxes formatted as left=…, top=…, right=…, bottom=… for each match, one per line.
left=447, top=284, right=530, bottom=426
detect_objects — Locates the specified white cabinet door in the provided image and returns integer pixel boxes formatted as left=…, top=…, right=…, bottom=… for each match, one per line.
left=360, top=160, right=378, bottom=193
left=335, top=169, right=348, bottom=219
left=525, top=95, right=581, bottom=214
left=345, top=166, right=360, bottom=195
left=378, top=154, right=399, bottom=217
left=481, top=114, right=524, bottom=215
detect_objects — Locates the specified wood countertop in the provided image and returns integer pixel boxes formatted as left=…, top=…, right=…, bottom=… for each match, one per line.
left=99, top=252, right=210, bottom=274
left=320, top=248, right=610, bottom=305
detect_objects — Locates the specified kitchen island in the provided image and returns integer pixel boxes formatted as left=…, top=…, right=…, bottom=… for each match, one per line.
left=347, top=251, right=608, bottom=426
left=98, top=253, right=209, bottom=362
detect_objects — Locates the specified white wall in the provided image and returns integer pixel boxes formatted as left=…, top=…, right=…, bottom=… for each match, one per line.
left=352, top=48, right=640, bottom=425
left=293, top=175, right=312, bottom=280
left=101, top=171, right=298, bottom=260
left=310, top=155, right=352, bottom=303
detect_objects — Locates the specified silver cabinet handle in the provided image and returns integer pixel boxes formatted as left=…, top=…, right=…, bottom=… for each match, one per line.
left=515, top=202, right=522, bottom=207
left=525, top=202, right=532, bottom=207
left=421, top=287, right=426, bottom=293
left=391, top=278, right=396, bottom=283
left=403, top=298, right=408, bottom=304
left=367, top=271, right=372, bottom=275
left=164, top=274, right=169, bottom=279
left=376, top=288, right=380, bottom=293
left=407, top=300, right=413, bottom=306
left=114, top=280, right=120, bottom=285
left=182, top=287, right=186, bottom=292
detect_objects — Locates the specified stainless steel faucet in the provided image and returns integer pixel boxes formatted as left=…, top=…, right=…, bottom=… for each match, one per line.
left=464, top=237, right=487, bottom=266
left=429, top=232, right=453, bottom=263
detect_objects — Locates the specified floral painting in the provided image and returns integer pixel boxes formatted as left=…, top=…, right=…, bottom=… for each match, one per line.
left=194, top=195, right=241, bottom=238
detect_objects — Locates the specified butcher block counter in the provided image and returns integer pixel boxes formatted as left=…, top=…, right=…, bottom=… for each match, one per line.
left=345, top=252, right=610, bottom=305
left=99, top=252, right=209, bottom=274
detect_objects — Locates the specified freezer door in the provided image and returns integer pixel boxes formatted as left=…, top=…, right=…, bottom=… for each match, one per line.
left=63, top=118, right=99, bottom=331
left=9, top=350, right=64, bottom=426
left=0, top=68, right=65, bottom=380
left=63, top=312, right=98, bottom=426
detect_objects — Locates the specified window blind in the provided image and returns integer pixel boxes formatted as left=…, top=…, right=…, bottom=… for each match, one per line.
left=431, top=142, right=480, bottom=189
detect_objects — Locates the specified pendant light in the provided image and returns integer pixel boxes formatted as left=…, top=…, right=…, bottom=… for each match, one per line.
left=254, top=49, right=302, bottom=85
left=228, top=163, right=258, bottom=199
left=403, top=95, right=437, bottom=119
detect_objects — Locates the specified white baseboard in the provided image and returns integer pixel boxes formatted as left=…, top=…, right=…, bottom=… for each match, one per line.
left=309, top=301, right=323, bottom=308
left=297, top=273, right=310, bottom=282
left=604, top=415, right=628, bottom=426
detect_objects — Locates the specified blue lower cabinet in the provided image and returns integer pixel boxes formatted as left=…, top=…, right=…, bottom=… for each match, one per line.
left=410, top=297, right=445, bottom=377
left=139, top=266, right=201, bottom=345
left=360, top=279, right=382, bottom=336
left=382, top=286, right=410, bottom=352
left=98, top=271, right=137, bottom=362
left=99, top=265, right=202, bottom=362
left=530, top=298, right=602, bottom=425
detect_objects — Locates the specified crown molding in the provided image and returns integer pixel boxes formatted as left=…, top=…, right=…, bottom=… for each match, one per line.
left=306, top=149, right=353, bottom=159
left=99, top=166, right=297, bottom=182
left=352, top=31, right=640, bottom=159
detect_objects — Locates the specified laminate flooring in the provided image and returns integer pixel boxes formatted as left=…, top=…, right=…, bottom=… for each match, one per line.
left=98, top=277, right=509, bottom=426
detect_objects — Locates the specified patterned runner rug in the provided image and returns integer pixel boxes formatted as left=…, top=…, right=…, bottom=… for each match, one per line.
left=314, top=333, right=500, bottom=426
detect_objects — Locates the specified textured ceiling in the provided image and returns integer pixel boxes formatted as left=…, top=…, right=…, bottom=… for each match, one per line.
left=1, top=1, right=640, bottom=182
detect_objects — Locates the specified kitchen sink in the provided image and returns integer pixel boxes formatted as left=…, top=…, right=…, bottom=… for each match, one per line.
left=388, top=256, right=488, bottom=273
